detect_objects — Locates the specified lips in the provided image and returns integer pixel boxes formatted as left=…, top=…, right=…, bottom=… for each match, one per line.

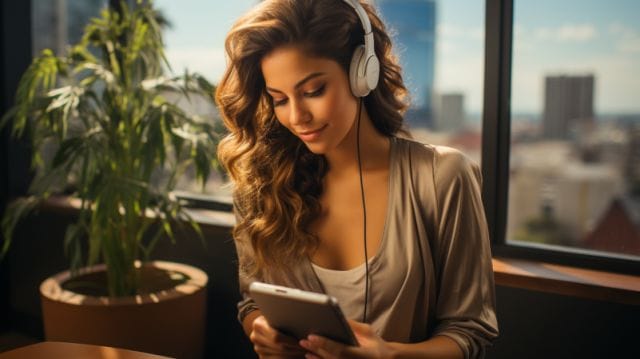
left=297, top=124, right=327, bottom=142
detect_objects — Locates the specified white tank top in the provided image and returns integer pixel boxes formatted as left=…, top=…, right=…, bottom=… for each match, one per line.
left=310, top=257, right=375, bottom=323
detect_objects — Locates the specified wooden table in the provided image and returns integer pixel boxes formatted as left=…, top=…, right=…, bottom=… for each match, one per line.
left=0, top=341, right=173, bottom=359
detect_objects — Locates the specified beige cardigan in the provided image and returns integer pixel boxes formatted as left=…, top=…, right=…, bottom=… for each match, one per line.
left=234, top=137, right=499, bottom=358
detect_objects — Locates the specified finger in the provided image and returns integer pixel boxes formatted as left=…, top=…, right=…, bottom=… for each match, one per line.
left=347, top=319, right=374, bottom=335
left=252, top=333, right=305, bottom=354
left=300, top=334, right=347, bottom=359
left=253, top=315, right=273, bottom=333
left=272, top=331, right=302, bottom=347
left=253, top=316, right=300, bottom=348
left=254, top=343, right=306, bottom=357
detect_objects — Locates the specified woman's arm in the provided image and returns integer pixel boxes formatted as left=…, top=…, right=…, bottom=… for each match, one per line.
left=387, top=335, right=463, bottom=359
left=427, top=148, right=499, bottom=357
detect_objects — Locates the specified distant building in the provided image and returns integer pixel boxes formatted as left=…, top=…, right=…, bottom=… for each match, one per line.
left=508, top=141, right=625, bottom=243
left=583, top=197, right=640, bottom=256
left=435, top=93, right=465, bottom=132
left=375, top=0, right=436, bottom=129
left=624, top=124, right=640, bottom=195
left=542, top=75, right=595, bottom=139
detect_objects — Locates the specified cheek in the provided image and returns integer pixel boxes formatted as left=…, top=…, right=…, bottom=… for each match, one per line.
left=315, top=88, right=356, bottom=124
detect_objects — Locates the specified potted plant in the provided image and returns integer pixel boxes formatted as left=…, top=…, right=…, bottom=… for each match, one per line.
left=1, top=1, right=222, bottom=357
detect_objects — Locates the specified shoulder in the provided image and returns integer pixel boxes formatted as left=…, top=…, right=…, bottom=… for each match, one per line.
left=394, top=136, right=480, bottom=183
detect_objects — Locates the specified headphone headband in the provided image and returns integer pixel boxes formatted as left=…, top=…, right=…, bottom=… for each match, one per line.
left=342, top=0, right=374, bottom=56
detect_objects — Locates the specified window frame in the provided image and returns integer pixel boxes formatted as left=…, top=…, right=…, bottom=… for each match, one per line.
left=482, top=0, right=640, bottom=276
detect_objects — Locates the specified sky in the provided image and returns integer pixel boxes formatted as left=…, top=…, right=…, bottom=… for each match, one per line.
left=156, top=0, right=640, bottom=115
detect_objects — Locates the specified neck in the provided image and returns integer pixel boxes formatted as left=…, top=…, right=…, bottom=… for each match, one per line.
left=324, top=106, right=390, bottom=175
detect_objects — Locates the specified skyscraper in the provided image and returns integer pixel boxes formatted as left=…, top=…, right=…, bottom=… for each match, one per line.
left=375, top=0, right=436, bottom=129
left=542, top=75, right=595, bottom=139
left=436, top=93, right=465, bottom=132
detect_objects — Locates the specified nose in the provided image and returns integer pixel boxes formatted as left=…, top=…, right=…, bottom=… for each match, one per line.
left=289, top=98, right=311, bottom=126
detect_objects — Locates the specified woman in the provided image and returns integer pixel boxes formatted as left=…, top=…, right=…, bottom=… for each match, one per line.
left=216, top=0, right=498, bottom=358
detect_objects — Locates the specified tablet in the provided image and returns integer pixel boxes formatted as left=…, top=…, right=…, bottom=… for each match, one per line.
left=249, top=281, right=358, bottom=346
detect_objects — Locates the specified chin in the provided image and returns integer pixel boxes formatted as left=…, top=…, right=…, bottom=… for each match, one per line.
left=303, top=142, right=330, bottom=155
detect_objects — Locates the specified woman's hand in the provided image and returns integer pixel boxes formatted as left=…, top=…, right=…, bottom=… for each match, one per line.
left=299, top=319, right=395, bottom=359
left=250, top=315, right=306, bottom=358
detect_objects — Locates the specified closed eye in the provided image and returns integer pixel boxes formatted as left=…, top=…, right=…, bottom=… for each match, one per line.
left=271, top=85, right=325, bottom=107
left=273, top=97, right=288, bottom=107
left=304, top=85, right=326, bottom=98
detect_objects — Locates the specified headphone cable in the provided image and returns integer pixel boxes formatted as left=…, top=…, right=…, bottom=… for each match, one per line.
left=356, top=97, right=370, bottom=324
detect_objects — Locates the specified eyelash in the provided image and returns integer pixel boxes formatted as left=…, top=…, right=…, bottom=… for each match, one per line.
left=273, top=85, right=326, bottom=107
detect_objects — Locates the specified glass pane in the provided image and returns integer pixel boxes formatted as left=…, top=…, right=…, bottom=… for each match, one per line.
left=376, top=0, right=485, bottom=164
left=31, top=0, right=107, bottom=193
left=158, top=0, right=485, bottom=198
left=33, top=0, right=106, bottom=55
left=509, top=0, right=640, bottom=258
left=154, top=0, right=258, bottom=198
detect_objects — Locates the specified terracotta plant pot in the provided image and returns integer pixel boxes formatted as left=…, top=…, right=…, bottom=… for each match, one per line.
left=40, top=261, right=208, bottom=358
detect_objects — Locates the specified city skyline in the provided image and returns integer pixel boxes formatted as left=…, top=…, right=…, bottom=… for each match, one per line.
left=155, top=0, right=640, bottom=115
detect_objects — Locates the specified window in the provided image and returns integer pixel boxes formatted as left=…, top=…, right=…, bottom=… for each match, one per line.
left=28, top=0, right=107, bottom=190
left=509, top=0, right=640, bottom=259
left=154, top=0, right=257, bottom=200
left=486, top=0, right=640, bottom=273
left=156, top=0, right=487, bottom=199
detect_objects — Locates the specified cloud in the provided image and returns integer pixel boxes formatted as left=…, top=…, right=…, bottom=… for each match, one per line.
left=609, top=22, right=636, bottom=38
left=514, top=25, right=535, bottom=53
left=617, top=38, right=640, bottom=53
left=608, top=22, right=640, bottom=54
left=437, top=23, right=484, bottom=41
left=534, top=24, right=597, bottom=43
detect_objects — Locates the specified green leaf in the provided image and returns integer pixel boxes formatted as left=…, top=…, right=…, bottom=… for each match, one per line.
left=63, top=223, right=86, bottom=272
left=52, top=137, right=83, bottom=169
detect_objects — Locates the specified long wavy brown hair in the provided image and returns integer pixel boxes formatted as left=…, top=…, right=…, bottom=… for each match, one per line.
left=216, top=0, right=408, bottom=277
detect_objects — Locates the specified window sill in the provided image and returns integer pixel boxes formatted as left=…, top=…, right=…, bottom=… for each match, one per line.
left=40, top=195, right=236, bottom=229
left=493, top=257, right=640, bottom=305
left=39, top=196, right=640, bottom=305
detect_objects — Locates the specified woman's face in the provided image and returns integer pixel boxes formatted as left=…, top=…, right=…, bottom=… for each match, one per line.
left=261, top=45, right=359, bottom=155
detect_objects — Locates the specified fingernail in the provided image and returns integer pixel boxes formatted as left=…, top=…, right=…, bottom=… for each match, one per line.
left=299, top=339, right=310, bottom=348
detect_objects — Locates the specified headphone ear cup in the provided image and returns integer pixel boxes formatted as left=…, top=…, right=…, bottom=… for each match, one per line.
left=349, top=45, right=368, bottom=97
left=365, top=55, right=380, bottom=92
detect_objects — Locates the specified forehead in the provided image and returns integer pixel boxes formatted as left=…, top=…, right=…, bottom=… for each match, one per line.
left=260, top=46, right=342, bottom=89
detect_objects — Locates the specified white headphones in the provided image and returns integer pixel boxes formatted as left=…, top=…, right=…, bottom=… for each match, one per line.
left=342, top=0, right=380, bottom=97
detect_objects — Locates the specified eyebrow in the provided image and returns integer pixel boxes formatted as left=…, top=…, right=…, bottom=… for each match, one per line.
left=265, top=72, right=326, bottom=94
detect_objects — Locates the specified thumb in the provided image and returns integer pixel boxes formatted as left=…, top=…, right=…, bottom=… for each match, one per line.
left=347, top=319, right=375, bottom=336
